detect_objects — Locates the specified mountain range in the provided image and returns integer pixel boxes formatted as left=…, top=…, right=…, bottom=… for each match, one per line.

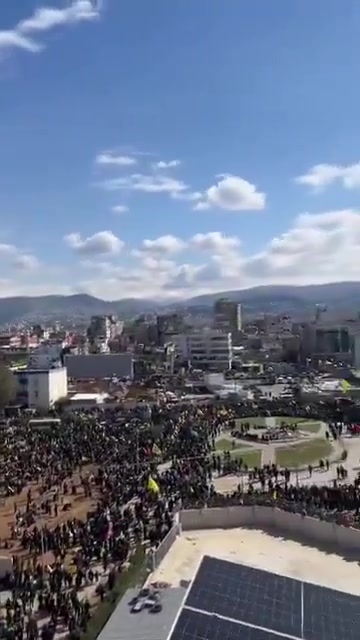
left=2, top=282, right=360, bottom=326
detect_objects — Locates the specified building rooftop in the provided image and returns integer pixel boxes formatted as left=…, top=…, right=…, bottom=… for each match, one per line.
left=70, top=392, right=108, bottom=402
left=97, top=586, right=186, bottom=640
left=150, top=528, right=360, bottom=596
left=102, top=526, right=360, bottom=640
left=13, top=366, right=66, bottom=374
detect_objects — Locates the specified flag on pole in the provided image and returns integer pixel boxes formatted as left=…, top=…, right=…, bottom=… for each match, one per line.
left=147, top=476, right=160, bottom=494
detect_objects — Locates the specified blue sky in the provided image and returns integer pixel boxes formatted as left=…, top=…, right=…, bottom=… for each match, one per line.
left=1, top=0, right=360, bottom=300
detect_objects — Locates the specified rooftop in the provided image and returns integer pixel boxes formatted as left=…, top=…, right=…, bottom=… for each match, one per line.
left=150, top=527, right=360, bottom=595
left=70, top=392, right=109, bottom=402
left=13, top=366, right=66, bottom=374
left=105, top=527, right=360, bottom=640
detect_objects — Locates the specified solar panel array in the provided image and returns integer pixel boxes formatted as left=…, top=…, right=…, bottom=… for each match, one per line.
left=169, top=555, right=360, bottom=640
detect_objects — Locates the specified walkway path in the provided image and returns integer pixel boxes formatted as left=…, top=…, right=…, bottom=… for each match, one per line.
left=158, top=420, right=360, bottom=492
left=261, top=418, right=279, bottom=466
left=213, top=434, right=360, bottom=494
left=210, top=420, right=360, bottom=494
left=215, top=420, right=344, bottom=468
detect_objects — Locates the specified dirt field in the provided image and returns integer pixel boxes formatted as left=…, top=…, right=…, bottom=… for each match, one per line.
left=0, top=465, right=98, bottom=563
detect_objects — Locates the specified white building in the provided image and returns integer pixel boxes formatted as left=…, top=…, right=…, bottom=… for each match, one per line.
left=170, top=330, right=233, bottom=370
left=14, top=367, right=68, bottom=410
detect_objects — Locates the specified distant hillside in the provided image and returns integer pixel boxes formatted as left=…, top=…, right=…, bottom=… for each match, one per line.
left=185, top=282, right=360, bottom=307
left=1, top=282, right=360, bottom=325
left=0, top=294, right=156, bottom=326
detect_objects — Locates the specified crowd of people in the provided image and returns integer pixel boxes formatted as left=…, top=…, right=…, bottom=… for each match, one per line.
left=0, top=395, right=358, bottom=639
left=185, top=476, right=360, bottom=528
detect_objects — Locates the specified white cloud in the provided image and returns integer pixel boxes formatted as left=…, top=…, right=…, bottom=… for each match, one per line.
left=0, top=243, right=39, bottom=271
left=131, top=209, right=360, bottom=297
left=190, top=232, right=240, bottom=252
left=12, top=254, right=40, bottom=271
left=153, top=160, right=180, bottom=169
left=195, top=175, right=266, bottom=211
left=171, top=191, right=202, bottom=202
left=101, top=173, right=188, bottom=194
left=6, top=208, right=360, bottom=300
left=133, top=232, right=239, bottom=260
left=0, top=244, right=15, bottom=256
left=96, top=152, right=137, bottom=167
left=111, top=205, right=129, bottom=214
left=140, top=235, right=187, bottom=255
left=295, top=162, right=360, bottom=191
left=244, top=209, right=360, bottom=281
left=0, top=1, right=101, bottom=54
left=64, top=230, right=124, bottom=256
left=97, top=165, right=265, bottom=213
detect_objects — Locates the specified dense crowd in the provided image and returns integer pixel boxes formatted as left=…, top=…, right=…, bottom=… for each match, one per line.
left=0, top=395, right=358, bottom=639
left=182, top=477, right=360, bottom=528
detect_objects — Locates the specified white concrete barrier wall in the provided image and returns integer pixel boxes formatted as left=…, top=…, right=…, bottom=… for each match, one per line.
left=180, top=507, right=360, bottom=552
left=150, top=522, right=181, bottom=571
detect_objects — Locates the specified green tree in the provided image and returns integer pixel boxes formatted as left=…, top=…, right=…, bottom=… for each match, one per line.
left=0, top=364, right=16, bottom=409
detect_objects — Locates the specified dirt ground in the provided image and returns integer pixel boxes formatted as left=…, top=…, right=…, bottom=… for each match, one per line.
left=0, top=465, right=98, bottom=563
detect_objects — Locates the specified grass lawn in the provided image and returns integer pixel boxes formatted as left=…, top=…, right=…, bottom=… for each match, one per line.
left=232, top=449, right=262, bottom=468
left=214, top=437, right=259, bottom=466
left=235, top=417, right=266, bottom=428
left=275, top=438, right=332, bottom=468
left=274, top=416, right=307, bottom=426
left=298, top=421, right=321, bottom=434
left=215, top=437, right=249, bottom=451
left=235, top=416, right=309, bottom=429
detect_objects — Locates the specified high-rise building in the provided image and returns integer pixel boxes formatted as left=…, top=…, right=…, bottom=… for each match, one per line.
left=156, top=313, right=185, bottom=345
left=87, top=315, right=122, bottom=353
left=170, top=329, right=233, bottom=370
left=314, top=327, right=350, bottom=354
left=213, top=298, right=242, bottom=333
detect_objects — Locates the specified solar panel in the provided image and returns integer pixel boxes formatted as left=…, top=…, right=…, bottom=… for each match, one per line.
left=185, top=556, right=302, bottom=638
left=169, top=608, right=285, bottom=640
left=168, top=555, right=360, bottom=640
left=303, top=582, right=360, bottom=640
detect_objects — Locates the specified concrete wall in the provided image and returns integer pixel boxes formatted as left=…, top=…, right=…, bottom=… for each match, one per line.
left=150, top=517, right=181, bottom=572
left=180, top=507, right=360, bottom=553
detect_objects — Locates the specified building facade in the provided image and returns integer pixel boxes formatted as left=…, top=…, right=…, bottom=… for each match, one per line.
left=64, top=353, right=134, bottom=379
left=314, top=326, right=351, bottom=355
left=14, top=367, right=68, bottom=410
left=170, top=330, right=233, bottom=370
left=213, top=299, right=242, bottom=333
left=87, top=316, right=123, bottom=353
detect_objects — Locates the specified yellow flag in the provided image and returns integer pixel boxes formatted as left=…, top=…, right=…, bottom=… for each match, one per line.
left=147, top=476, right=160, bottom=494
left=342, top=380, right=351, bottom=393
